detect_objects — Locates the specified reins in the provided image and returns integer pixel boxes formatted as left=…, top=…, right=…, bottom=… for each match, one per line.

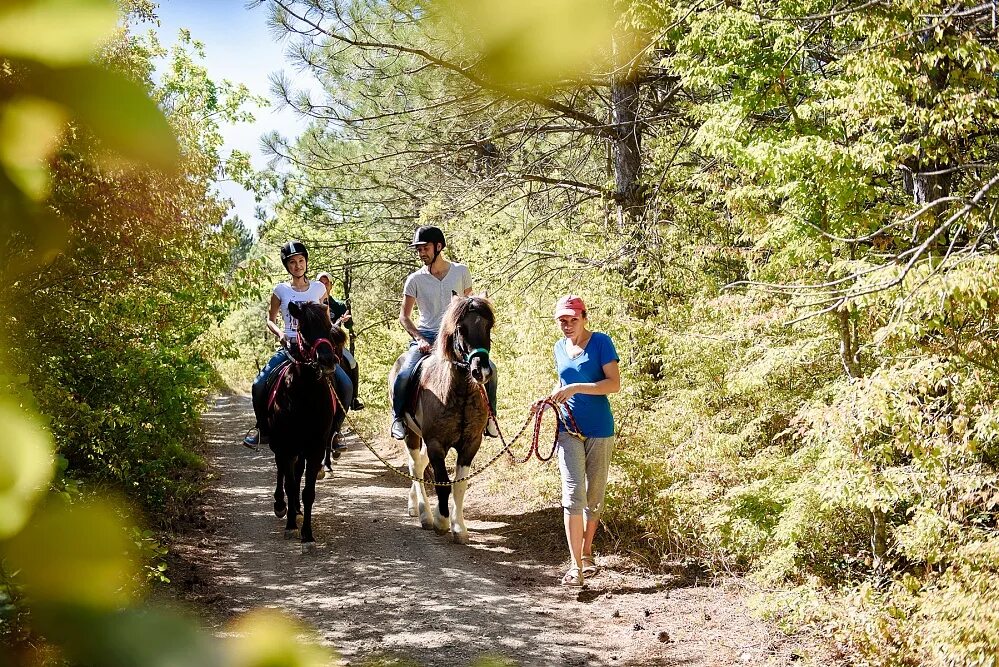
left=338, top=380, right=584, bottom=488
left=263, top=321, right=342, bottom=434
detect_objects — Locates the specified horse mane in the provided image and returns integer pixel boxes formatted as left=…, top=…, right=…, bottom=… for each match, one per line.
left=426, top=295, right=494, bottom=398
left=288, top=301, right=347, bottom=352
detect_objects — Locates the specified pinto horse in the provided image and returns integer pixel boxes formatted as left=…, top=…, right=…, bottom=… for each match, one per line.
left=388, top=294, right=495, bottom=544
left=266, top=301, right=348, bottom=552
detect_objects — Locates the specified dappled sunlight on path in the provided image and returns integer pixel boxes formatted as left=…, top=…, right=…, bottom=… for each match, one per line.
left=190, top=394, right=820, bottom=666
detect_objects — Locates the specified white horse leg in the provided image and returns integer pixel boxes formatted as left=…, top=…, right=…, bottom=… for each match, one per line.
left=405, top=445, right=420, bottom=516
left=407, top=444, right=433, bottom=529
left=450, top=464, right=470, bottom=544
left=431, top=499, right=451, bottom=534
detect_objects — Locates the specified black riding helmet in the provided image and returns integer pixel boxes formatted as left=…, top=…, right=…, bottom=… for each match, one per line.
left=280, top=240, right=309, bottom=267
left=408, top=226, right=446, bottom=249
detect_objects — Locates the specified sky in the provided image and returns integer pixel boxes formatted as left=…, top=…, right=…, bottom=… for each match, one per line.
left=152, top=0, right=314, bottom=231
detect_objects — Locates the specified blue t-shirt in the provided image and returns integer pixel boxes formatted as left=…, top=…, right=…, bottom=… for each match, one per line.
left=554, top=332, right=619, bottom=438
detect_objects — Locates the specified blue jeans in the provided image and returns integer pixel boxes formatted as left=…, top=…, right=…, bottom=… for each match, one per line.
left=252, top=347, right=352, bottom=435
left=391, top=331, right=498, bottom=420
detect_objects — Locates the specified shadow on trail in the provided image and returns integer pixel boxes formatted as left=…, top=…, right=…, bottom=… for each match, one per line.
left=196, top=394, right=812, bottom=667
left=202, top=394, right=626, bottom=666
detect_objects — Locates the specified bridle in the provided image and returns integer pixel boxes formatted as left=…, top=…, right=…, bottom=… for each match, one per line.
left=266, top=317, right=342, bottom=419
left=448, top=311, right=492, bottom=373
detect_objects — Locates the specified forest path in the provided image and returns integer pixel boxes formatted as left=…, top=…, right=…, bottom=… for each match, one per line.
left=173, top=393, right=822, bottom=666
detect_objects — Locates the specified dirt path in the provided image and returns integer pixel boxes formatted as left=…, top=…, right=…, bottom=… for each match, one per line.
left=171, top=394, right=829, bottom=666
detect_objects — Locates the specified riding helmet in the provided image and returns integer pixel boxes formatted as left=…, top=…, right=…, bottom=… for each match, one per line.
left=280, top=240, right=309, bottom=266
left=408, top=226, right=446, bottom=249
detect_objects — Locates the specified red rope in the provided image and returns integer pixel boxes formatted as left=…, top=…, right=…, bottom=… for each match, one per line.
left=481, top=385, right=584, bottom=464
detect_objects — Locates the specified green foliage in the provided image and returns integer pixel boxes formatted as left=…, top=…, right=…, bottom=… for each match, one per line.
left=249, top=0, right=999, bottom=663
left=0, top=0, right=273, bottom=662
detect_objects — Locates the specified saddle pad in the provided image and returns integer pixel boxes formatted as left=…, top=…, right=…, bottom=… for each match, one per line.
left=264, top=358, right=294, bottom=417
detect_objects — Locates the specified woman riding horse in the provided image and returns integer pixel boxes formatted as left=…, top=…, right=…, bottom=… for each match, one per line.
left=245, top=240, right=353, bottom=448
left=389, top=294, right=495, bottom=544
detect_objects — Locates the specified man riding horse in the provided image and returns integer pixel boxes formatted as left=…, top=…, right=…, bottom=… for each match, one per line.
left=390, top=226, right=499, bottom=440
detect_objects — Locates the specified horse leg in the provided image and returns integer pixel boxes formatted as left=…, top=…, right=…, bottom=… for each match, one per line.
left=429, top=453, right=452, bottom=535
left=318, top=438, right=330, bottom=479
left=273, top=458, right=287, bottom=519
left=450, top=462, right=471, bottom=545
left=301, top=455, right=320, bottom=552
left=294, top=456, right=305, bottom=525
left=284, top=457, right=301, bottom=539
left=406, top=437, right=432, bottom=529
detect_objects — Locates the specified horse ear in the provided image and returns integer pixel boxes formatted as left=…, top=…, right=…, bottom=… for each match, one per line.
left=288, top=301, right=303, bottom=319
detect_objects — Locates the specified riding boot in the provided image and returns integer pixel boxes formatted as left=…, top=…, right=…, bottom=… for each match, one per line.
left=347, top=362, right=364, bottom=411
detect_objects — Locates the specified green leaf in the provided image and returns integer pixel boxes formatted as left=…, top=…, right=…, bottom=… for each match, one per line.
left=19, top=62, right=179, bottom=171
left=2, top=499, right=137, bottom=609
left=0, top=0, right=119, bottom=65
left=0, top=398, right=54, bottom=539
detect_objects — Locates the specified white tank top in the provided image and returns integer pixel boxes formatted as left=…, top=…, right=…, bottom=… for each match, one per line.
left=273, top=281, right=327, bottom=339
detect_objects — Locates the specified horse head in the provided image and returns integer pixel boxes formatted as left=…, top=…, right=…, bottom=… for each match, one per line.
left=288, top=301, right=347, bottom=381
left=436, top=293, right=495, bottom=386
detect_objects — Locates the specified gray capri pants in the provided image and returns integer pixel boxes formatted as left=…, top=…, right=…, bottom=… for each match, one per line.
left=557, top=431, right=615, bottom=520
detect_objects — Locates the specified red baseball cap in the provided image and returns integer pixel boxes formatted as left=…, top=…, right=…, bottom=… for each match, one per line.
left=554, top=295, right=586, bottom=318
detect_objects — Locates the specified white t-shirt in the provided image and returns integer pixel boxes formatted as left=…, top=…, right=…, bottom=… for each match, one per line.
left=273, top=281, right=327, bottom=339
left=403, top=262, right=473, bottom=333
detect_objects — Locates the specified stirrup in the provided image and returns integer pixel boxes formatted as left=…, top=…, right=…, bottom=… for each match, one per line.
left=242, top=428, right=260, bottom=449
left=351, top=398, right=365, bottom=411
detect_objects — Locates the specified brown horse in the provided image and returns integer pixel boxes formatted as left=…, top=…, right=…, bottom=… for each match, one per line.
left=388, top=294, right=495, bottom=544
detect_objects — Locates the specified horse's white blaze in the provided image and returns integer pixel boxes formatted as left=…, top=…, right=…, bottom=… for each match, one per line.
left=451, top=464, right=470, bottom=544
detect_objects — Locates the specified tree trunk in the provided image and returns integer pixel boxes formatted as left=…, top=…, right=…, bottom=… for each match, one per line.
left=836, top=305, right=862, bottom=378
left=611, top=74, right=643, bottom=225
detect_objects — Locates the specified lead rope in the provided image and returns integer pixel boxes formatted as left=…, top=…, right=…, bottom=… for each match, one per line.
left=335, top=382, right=583, bottom=488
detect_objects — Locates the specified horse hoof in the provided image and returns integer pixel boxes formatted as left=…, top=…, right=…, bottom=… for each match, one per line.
left=317, top=468, right=326, bottom=480
left=274, top=503, right=287, bottom=519
left=284, top=529, right=299, bottom=540
left=302, top=541, right=318, bottom=554
left=452, top=531, right=470, bottom=545
left=296, top=513, right=304, bottom=529
left=420, top=518, right=434, bottom=530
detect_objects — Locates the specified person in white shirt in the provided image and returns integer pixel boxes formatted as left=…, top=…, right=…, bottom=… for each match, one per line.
left=390, top=226, right=499, bottom=440
left=243, top=240, right=353, bottom=448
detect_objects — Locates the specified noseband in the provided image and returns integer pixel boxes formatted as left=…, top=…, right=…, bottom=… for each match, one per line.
left=291, top=321, right=340, bottom=368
